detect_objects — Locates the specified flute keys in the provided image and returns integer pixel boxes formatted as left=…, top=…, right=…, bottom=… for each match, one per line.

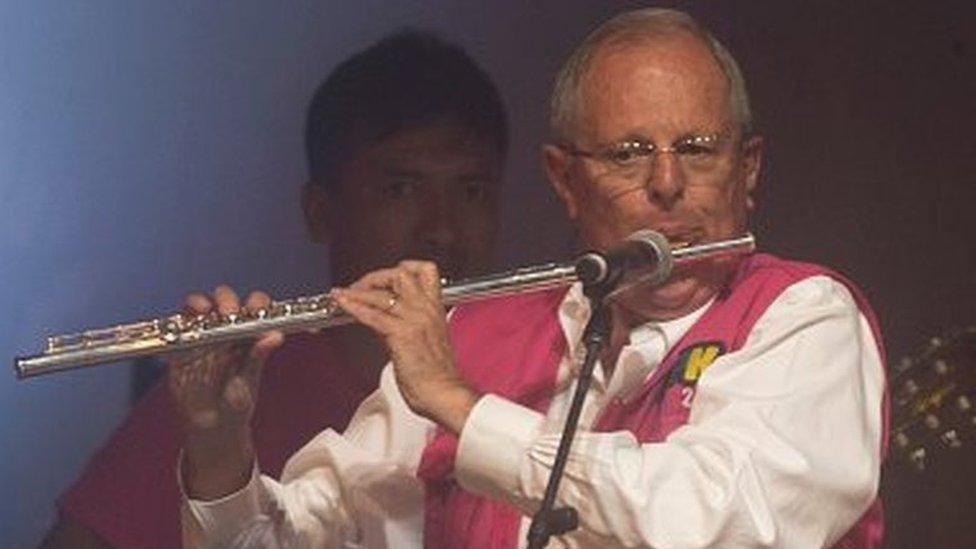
left=162, top=318, right=183, bottom=343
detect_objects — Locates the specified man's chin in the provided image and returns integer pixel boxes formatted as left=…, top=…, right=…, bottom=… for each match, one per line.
left=649, top=276, right=706, bottom=305
left=615, top=274, right=717, bottom=321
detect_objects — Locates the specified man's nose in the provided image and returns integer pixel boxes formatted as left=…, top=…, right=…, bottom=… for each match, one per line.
left=644, top=151, right=685, bottom=208
left=416, top=187, right=458, bottom=250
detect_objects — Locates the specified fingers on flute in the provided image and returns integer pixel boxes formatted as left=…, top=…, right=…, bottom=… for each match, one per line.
left=398, top=260, right=442, bottom=298
left=332, top=289, right=398, bottom=334
left=184, top=285, right=246, bottom=316
left=332, top=288, right=391, bottom=311
left=244, top=290, right=272, bottom=310
left=250, top=331, right=284, bottom=362
left=346, top=261, right=440, bottom=305
left=214, top=284, right=242, bottom=316
left=184, top=292, right=214, bottom=315
left=392, top=265, right=432, bottom=304
left=348, top=267, right=400, bottom=292
left=339, top=267, right=406, bottom=315
left=395, top=263, right=445, bottom=318
left=350, top=263, right=434, bottom=297
left=244, top=290, right=284, bottom=362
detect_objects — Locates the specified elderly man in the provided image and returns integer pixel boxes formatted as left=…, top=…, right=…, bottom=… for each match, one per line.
left=45, top=31, right=506, bottom=548
left=177, top=9, right=886, bottom=548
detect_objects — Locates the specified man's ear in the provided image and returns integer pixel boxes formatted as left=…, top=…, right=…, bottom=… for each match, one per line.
left=542, top=144, right=580, bottom=220
left=741, top=135, right=764, bottom=211
left=301, top=181, right=332, bottom=244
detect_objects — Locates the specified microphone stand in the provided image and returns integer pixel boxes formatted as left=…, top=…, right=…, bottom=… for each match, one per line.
left=525, top=274, right=616, bottom=549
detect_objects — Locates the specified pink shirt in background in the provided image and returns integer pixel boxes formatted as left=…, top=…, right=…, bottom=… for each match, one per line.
left=58, top=332, right=373, bottom=549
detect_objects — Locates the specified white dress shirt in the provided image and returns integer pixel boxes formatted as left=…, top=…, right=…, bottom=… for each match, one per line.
left=184, top=276, right=885, bottom=548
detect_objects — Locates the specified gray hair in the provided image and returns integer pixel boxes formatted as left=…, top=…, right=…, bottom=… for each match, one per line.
left=550, top=8, right=754, bottom=142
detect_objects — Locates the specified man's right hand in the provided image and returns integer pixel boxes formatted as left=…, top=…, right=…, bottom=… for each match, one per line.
left=167, top=284, right=284, bottom=500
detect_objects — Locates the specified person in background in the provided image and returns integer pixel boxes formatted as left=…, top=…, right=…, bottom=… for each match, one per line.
left=43, top=29, right=507, bottom=549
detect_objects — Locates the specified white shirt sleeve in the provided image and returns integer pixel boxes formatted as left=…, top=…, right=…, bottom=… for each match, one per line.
left=455, top=275, right=886, bottom=548
left=182, top=364, right=433, bottom=548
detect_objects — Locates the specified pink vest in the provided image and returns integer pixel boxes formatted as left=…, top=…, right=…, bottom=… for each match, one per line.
left=418, top=253, right=888, bottom=548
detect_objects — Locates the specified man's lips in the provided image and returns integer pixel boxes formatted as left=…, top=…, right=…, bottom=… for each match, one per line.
left=652, top=225, right=702, bottom=247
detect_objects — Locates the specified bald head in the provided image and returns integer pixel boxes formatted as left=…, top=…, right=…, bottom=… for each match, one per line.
left=550, top=8, right=753, bottom=143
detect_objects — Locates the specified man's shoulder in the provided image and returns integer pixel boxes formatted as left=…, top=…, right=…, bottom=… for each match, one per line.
left=734, top=253, right=873, bottom=311
left=736, top=253, right=840, bottom=284
left=729, top=253, right=868, bottom=307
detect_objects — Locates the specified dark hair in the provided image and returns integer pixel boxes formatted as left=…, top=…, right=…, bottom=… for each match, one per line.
left=305, top=30, right=508, bottom=187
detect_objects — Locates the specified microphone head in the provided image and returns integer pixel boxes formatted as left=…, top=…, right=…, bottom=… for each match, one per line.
left=625, top=229, right=670, bottom=258
left=574, top=230, right=674, bottom=291
left=619, top=229, right=673, bottom=287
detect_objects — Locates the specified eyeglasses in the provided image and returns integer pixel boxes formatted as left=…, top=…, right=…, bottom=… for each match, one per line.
left=560, top=134, right=727, bottom=179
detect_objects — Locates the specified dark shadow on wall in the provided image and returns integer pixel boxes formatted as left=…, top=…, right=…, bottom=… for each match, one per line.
left=687, top=1, right=976, bottom=546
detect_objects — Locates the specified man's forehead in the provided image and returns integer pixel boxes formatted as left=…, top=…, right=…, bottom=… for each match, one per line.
left=577, top=33, right=731, bottom=139
left=324, top=123, right=499, bottom=187
left=590, top=28, right=724, bottom=81
left=376, top=149, right=498, bottom=178
left=356, top=120, right=496, bottom=157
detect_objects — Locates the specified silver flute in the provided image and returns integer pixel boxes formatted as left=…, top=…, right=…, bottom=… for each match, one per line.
left=14, top=233, right=755, bottom=379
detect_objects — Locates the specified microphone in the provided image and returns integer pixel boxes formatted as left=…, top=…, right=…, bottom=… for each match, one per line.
left=574, top=230, right=673, bottom=291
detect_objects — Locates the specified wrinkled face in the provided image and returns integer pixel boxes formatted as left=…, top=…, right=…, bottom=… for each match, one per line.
left=307, top=119, right=502, bottom=285
left=545, top=33, right=762, bottom=319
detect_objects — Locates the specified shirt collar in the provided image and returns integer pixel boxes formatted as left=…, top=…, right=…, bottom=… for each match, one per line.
left=558, top=282, right=713, bottom=377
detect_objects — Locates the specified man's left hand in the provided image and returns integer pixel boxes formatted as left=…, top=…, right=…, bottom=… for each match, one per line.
left=332, top=260, right=478, bottom=434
